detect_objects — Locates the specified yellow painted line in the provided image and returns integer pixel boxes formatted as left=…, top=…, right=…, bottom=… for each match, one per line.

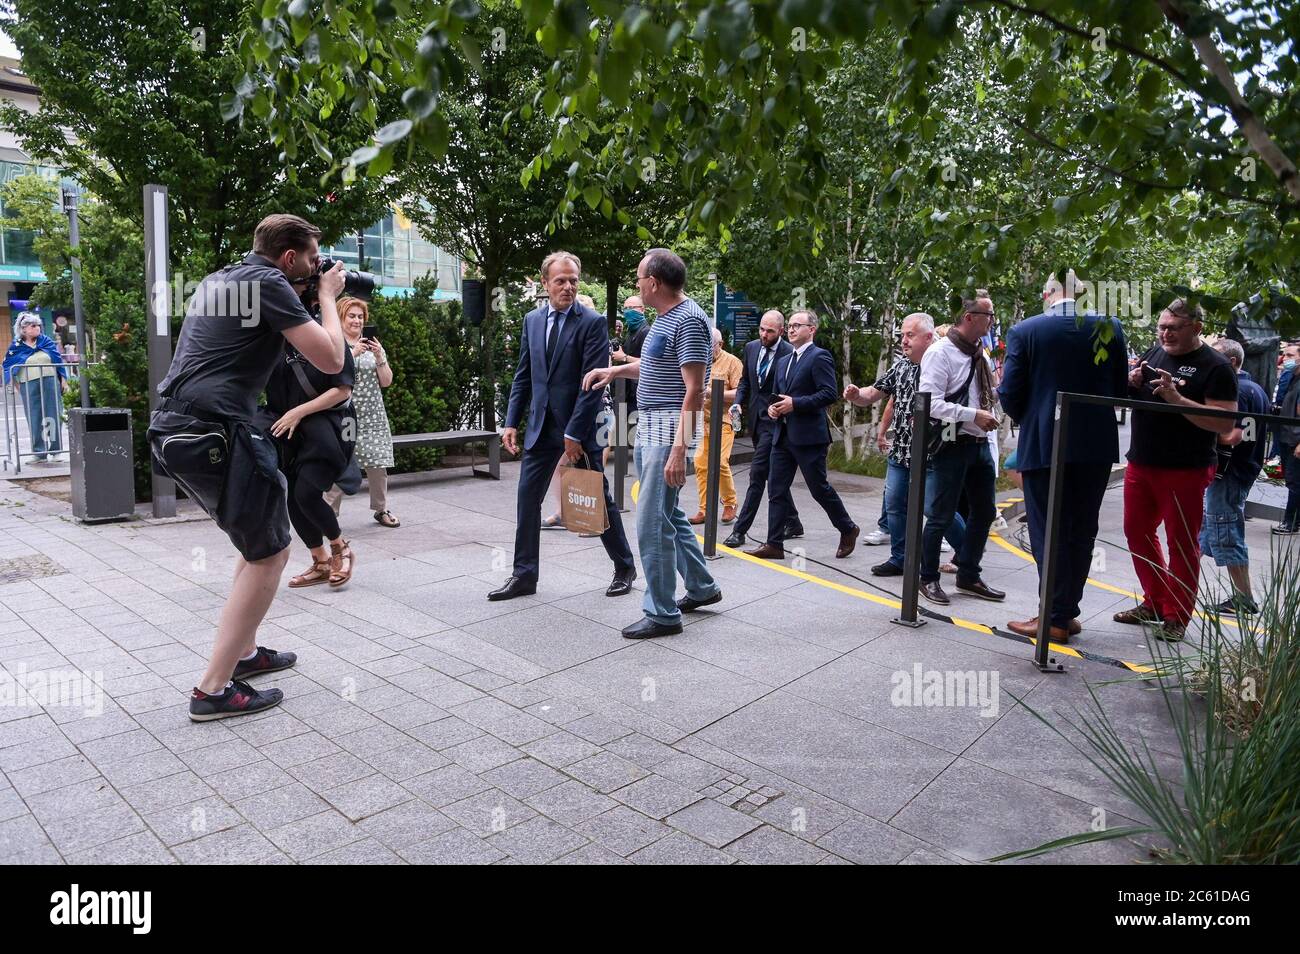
left=988, top=531, right=1241, bottom=635
left=696, top=536, right=1086, bottom=659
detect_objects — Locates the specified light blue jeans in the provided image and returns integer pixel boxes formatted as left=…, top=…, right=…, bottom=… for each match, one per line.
left=635, top=442, right=719, bottom=625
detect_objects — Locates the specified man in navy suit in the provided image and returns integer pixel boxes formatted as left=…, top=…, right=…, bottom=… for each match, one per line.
left=489, top=251, right=636, bottom=601
left=746, top=310, right=859, bottom=560
left=997, top=272, right=1128, bottom=641
left=724, top=309, right=802, bottom=548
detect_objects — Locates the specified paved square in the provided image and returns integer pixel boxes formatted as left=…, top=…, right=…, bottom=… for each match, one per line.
left=0, top=458, right=1271, bottom=864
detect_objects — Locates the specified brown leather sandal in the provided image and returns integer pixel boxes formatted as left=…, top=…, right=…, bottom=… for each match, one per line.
left=328, top=539, right=356, bottom=587
left=374, top=510, right=400, bottom=528
left=289, top=559, right=333, bottom=587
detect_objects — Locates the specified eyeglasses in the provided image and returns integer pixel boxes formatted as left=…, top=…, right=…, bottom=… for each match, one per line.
left=788, top=322, right=812, bottom=330
left=1157, top=322, right=1193, bottom=334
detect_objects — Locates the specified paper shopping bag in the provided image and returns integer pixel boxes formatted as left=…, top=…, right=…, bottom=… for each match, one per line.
left=559, top=457, right=609, bottom=535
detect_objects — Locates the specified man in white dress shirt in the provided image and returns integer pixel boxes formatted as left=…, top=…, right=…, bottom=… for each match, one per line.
left=916, top=295, right=1004, bottom=605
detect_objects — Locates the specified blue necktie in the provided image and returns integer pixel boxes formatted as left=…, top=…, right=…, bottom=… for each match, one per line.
left=757, top=348, right=772, bottom=387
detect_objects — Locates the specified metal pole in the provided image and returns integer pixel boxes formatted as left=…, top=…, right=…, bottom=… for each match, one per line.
left=613, top=376, right=629, bottom=511
left=63, top=190, right=90, bottom=410
left=1033, top=391, right=1070, bottom=672
left=144, top=185, right=176, bottom=517
left=702, top=377, right=724, bottom=558
left=892, top=390, right=930, bottom=628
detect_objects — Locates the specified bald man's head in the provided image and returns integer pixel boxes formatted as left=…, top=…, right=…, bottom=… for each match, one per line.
left=758, top=309, right=785, bottom=348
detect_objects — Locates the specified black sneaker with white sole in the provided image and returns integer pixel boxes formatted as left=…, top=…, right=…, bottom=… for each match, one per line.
left=189, top=680, right=284, bottom=722
left=233, top=646, right=297, bottom=680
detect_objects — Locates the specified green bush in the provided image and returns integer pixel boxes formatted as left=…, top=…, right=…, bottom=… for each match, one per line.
left=369, top=276, right=515, bottom=473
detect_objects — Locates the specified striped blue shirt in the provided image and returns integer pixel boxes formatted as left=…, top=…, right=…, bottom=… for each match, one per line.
left=635, top=298, right=712, bottom=448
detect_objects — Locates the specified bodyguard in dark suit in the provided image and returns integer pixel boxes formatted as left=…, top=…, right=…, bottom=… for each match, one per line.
left=997, top=275, right=1127, bottom=640
left=725, top=310, right=801, bottom=548
left=746, top=311, right=859, bottom=560
left=489, top=251, right=636, bottom=601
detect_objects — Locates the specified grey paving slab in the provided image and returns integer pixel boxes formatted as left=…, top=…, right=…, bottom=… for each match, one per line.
left=357, top=799, right=458, bottom=850
left=480, top=757, right=568, bottom=799
left=629, top=831, right=734, bottom=864
left=264, top=809, right=365, bottom=861
left=697, top=691, right=953, bottom=821
left=574, top=806, right=670, bottom=857
left=462, top=603, right=623, bottom=672
left=611, top=774, right=704, bottom=819
left=520, top=730, right=603, bottom=768
left=486, top=815, right=588, bottom=864
left=561, top=751, right=649, bottom=793
left=233, top=782, right=330, bottom=830
left=889, top=757, right=1151, bottom=864
left=322, top=774, right=415, bottom=822
left=724, top=824, right=829, bottom=864
left=562, top=642, right=772, bottom=733
left=815, top=817, right=924, bottom=864
left=666, top=798, right=762, bottom=848
left=524, top=779, right=617, bottom=827
left=784, top=654, right=1012, bottom=756
left=441, top=787, right=538, bottom=835
left=397, top=826, right=506, bottom=865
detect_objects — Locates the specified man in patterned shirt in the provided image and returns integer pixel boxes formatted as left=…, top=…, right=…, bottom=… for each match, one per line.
left=844, top=312, right=958, bottom=577
left=583, top=248, right=722, bottom=639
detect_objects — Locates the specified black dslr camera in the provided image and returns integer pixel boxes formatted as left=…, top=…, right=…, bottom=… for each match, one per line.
left=306, top=257, right=381, bottom=299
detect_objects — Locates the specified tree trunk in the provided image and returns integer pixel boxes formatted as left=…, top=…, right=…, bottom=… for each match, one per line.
left=605, top=273, right=619, bottom=335
left=1159, top=0, right=1300, bottom=201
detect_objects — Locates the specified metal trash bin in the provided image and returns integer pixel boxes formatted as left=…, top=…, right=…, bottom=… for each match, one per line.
left=69, top=407, right=135, bottom=522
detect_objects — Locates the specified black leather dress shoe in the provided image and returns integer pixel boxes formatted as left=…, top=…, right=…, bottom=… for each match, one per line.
left=677, top=590, right=722, bottom=613
left=782, top=521, right=805, bottom=539
left=870, top=561, right=904, bottom=577
left=621, top=618, right=683, bottom=639
left=723, top=531, right=745, bottom=548
left=606, top=568, right=636, bottom=597
left=955, top=578, right=1006, bottom=602
left=487, top=576, right=537, bottom=601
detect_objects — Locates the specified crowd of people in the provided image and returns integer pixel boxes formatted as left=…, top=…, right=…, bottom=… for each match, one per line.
left=147, top=210, right=1291, bottom=723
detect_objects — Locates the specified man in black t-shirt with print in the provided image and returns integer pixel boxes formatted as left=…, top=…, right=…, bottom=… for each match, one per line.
left=1115, top=299, right=1237, bottom=641
left=154, top=214, right=349, bottom=721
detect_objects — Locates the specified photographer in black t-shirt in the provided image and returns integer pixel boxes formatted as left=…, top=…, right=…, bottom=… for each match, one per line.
left=152, top=214, right=347, bottom=721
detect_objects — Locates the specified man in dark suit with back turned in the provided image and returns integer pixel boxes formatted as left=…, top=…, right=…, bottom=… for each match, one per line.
left=746, top=310, right=859, bottom=560
left=489, top=251, right=637, bottom=601
left=997, top=270, right=1128, bottom=641
left=725, top=309, right=802, bottom=548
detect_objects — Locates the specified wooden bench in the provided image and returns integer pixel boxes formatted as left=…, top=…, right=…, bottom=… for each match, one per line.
left=390, top=429, right=500, bottom=479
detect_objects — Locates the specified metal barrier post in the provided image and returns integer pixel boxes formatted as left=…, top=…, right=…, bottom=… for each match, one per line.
left=613, top=376, right=629, bottom=511
left=1033, top=392, right=1070, bottom=672
left=702, top=378, right=724, bottom=558
left=892, top=390, right=930, bottom=627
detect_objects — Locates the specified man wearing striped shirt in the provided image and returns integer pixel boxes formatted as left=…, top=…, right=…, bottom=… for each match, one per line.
left=584, top=249, right=722, bottom=639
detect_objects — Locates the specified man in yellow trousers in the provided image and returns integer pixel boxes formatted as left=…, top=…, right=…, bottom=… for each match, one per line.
left=690, top=327, right=744, bottom=525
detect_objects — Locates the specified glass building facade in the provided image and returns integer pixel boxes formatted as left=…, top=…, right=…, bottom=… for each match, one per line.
left=321, top=211, right=462, bottom=300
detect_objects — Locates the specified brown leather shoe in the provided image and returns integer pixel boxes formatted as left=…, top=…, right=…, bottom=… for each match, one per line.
left=745, top=543, right=786, bottom=560
left=721, top=505, right=737, bottom=524
left=688, top=511, right=706, bottom=525
left=835, top=525, right=860, bottom=559
left=1068, top=618, right=1082, bottom=636
left=1007, top=617, right=1070, bottom=643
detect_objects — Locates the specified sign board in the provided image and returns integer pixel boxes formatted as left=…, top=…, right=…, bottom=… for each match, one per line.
left=713, top=282, right=760, bottom=346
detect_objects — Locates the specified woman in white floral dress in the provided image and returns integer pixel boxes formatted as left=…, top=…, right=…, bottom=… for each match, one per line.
left=325, top=298, right=400, bottom=527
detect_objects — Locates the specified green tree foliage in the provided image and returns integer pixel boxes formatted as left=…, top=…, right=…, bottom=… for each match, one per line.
left=1, top=0, right=398, bottom=268
left=239, top=0, right=1300, bottom=327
